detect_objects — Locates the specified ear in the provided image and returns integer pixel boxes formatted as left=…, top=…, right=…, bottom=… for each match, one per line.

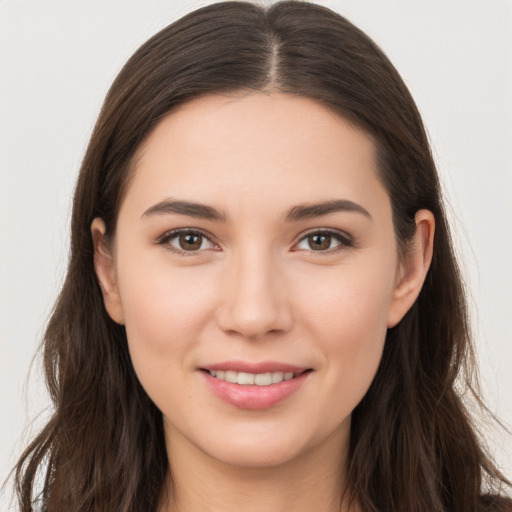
left=387, top=209, right=435, bottom=328
left=91, top=218, right=125, bottom=325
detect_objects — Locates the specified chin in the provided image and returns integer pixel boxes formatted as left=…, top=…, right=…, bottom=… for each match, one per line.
left=194, top=415, right=350, bottom=471
left=209, top=438, right=310, bottom=469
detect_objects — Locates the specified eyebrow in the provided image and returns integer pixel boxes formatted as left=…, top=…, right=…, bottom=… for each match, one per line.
left=141, top=199, right=227, bottom=221
left=284, top=199, right=371, bottom=222
left=141, top=198, right=371, bottom=222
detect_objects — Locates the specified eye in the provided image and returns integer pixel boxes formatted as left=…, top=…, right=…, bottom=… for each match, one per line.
left=294, top=230, right=353, bottom=253
left=157, top=229, right=218, bottom=255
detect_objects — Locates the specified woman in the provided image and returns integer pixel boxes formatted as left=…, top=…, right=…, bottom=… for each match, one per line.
left=12, top=1, right=511, bottom=511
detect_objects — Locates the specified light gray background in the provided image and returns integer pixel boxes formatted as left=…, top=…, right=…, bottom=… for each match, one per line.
left=1, top=0, right=511, bottom=507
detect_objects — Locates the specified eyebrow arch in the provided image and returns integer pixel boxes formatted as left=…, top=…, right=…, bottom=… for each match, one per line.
left=141, top=198, right=371, bottom=223
left=285, top=199, right=372, bottom=222
left=141, top=199, right=227, bottom=222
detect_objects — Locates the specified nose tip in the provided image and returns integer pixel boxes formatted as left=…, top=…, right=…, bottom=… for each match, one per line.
left=215, top=258, right=292, bottom=340
left=219, top=303, right=287, bottom=340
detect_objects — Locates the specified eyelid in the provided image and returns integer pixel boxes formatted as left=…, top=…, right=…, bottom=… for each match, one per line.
left=292, top=228, right=354, bottom=253
left=156, top=227, right=221, bottom=255
left=155, top=226, right=354, bottom=256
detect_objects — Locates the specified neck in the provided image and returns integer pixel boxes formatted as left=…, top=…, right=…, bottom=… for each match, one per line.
left=158, top=425, right=358, bottom=512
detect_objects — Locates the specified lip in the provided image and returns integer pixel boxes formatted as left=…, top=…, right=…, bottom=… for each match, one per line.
left=199, top=361, right=312, bottom=410
left=202, top=360, right=309, bottom=374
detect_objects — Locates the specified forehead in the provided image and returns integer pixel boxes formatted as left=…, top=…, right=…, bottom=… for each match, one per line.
left=122, top=92, right=389, bottom=220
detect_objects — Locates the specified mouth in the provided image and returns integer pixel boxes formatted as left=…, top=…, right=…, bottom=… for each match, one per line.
left=201, top=369, right=311, bottom=386
left=199, top=363, right=313, bottom=409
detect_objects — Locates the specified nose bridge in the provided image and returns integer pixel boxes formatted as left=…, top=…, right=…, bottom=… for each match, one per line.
left=217, top=242, right=291, bottom=339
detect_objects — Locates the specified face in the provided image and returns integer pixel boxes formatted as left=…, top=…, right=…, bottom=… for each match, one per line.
left=93, top=92, right=430, bottom=470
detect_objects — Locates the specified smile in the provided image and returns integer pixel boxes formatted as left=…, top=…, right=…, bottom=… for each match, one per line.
left=208, top=370, right=296, bottom=386
left=201, top=365, right=312, bottom=409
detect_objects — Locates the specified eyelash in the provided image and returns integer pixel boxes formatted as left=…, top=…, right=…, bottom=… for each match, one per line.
left=156, top=228, right=354, bottom=256
left=156, top=228, right=219, bottom=256
left=293, top=228, right=354, bottom=254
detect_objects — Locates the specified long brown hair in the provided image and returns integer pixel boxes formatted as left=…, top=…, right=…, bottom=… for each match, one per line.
left=13, top=2, right=511, bottom=511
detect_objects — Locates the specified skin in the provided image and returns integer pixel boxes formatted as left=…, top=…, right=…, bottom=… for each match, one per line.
left=92, top=92, right=434, bottom=512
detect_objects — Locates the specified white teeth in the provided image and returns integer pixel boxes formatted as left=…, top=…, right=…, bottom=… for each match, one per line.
left=209, top=370, right=297, bottom=386
left=237, top=372, right=255, bottom=385
left=254, top=372, right=272, bottom=386
left=225, top=371, right=237, bottom=383
left=271, top=371, right=284, bottom=383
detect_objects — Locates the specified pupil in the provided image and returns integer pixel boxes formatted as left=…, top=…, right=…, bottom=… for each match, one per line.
left=180, top=233, right=202, bottom=250
left=309, top=234, right=330, bottom=250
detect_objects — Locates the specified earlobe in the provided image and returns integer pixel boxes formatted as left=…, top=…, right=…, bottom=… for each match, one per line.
left=387, top=209, right=435, bottom=328
left=91, top=218, right=125, bottom=325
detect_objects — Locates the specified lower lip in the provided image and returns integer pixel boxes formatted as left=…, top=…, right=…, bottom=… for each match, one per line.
left=202, top=371, right=310, bottom=410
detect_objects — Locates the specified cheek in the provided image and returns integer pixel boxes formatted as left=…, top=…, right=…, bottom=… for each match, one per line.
left=295, top=259, right=395, bottom=400
left=299, top=259, right=395, bottom=343
left=117, top=258, right=219, bottom=370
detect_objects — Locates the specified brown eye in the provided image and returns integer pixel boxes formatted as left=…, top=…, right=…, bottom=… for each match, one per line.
left=307, top=234, right=332, bottom=251
left=179, top=233, right=203, bottom=251
left=159, top=230, right=217, bottom=254
left=294, top=230, right=353, bottom=253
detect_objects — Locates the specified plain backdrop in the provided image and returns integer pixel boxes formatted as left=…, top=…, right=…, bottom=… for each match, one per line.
left=1, top=0, right=511, bottom=508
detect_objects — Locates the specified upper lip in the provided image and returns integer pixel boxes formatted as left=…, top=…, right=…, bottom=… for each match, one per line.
left=200, top=361, right=311, bottom=374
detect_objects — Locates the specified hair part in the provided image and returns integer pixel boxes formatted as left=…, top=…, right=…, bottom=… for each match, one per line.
left=13, top=2, right=510, bottom=511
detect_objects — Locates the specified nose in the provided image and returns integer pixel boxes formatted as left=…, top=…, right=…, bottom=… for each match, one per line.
left=215, top=247, right=293, bottom=340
